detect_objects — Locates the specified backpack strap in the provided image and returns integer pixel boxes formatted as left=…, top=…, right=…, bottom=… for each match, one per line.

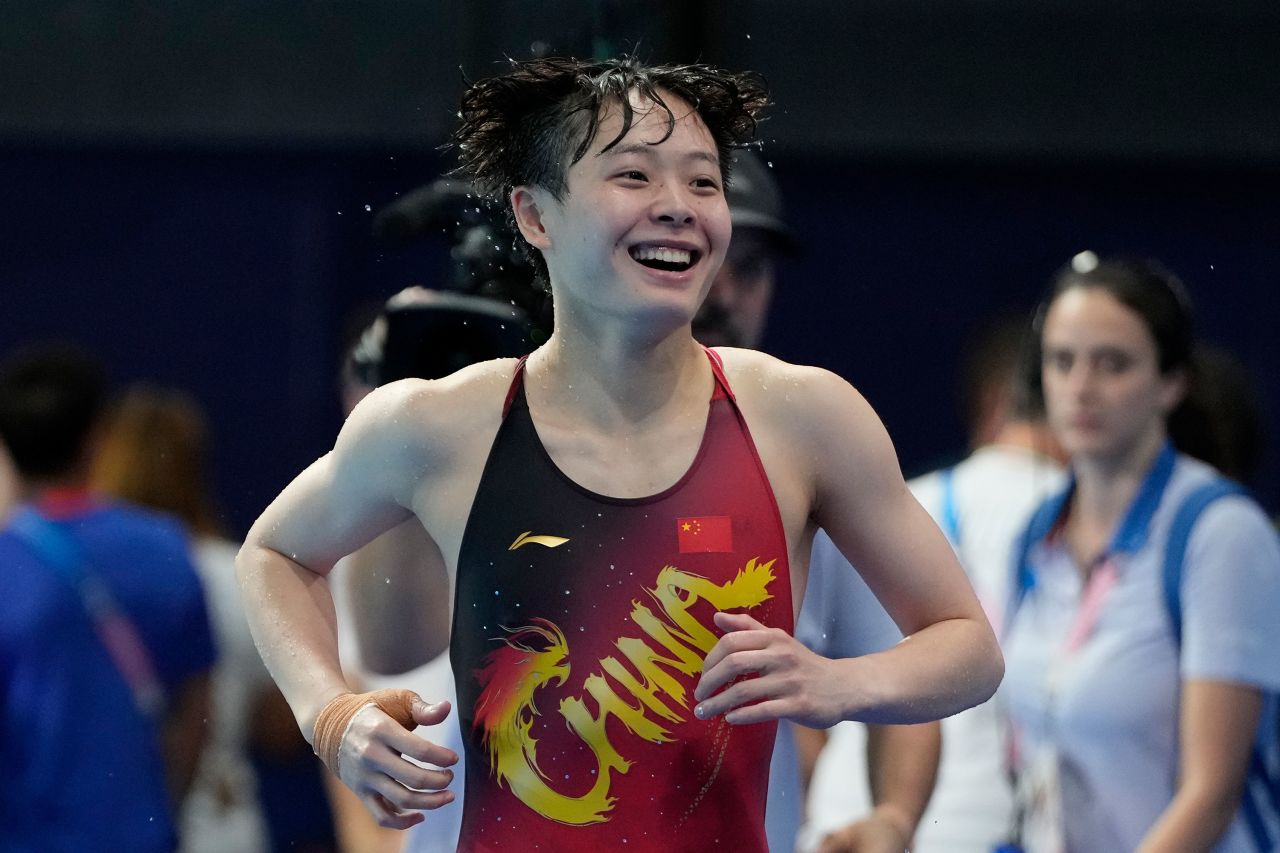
left=1159, top=478, right=1280, bottom=852
left=1006, top=487, right=1071, bottom=633
left=1160, top=478, right=1248, bottom=644
left=8, top=507, right=166, bottom=718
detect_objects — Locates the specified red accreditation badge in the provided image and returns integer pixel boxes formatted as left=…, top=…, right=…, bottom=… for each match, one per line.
left=677, top=516, right=733, bottom=553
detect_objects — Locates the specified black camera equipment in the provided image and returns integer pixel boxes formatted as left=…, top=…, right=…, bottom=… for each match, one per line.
left=350, top=177, right=550, bottom=388
left=371, top=177, right=550, bottom=345
left=347, top=288, right=531, bottom=388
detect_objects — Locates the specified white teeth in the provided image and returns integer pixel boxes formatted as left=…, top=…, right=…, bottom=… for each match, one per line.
left=632, top=246, right=692, bottom=265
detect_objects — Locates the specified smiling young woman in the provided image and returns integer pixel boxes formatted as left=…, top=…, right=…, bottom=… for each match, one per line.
left=235, top=56, right=1003, bottom=853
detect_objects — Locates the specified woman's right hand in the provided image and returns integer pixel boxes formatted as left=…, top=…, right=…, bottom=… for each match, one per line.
left=317, top=689, right=460, bottom=829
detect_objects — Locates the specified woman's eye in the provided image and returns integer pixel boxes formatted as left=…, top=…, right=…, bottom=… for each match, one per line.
left=692, top=177, right=720, bottom=190
left=1046, top=352, right=1072, bottom=372
left=619, top=170, right=647, bottom=181
left=1099, top=353, right=1132, bottom=373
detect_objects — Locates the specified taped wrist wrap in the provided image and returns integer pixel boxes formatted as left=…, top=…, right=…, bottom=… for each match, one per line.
left=312, top=688, right=418, bottom=777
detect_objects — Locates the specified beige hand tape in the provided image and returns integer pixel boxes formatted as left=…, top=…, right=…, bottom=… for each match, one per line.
left=313, top=688, right=417, bottom=776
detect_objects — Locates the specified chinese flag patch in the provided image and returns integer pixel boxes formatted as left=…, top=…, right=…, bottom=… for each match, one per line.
left=677, top=516, right=733, bottom=553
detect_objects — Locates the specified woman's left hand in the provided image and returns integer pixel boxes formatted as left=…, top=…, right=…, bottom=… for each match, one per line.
left=693, top=611, right=848, bottom=727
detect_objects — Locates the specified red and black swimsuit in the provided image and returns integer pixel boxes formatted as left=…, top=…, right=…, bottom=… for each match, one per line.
left=450, top=349, right=793, bottom=852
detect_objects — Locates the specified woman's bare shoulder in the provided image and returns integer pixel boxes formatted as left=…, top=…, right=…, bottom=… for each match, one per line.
left=341, top=357, right=521, bottom=463
left=713, top=347, right=895, bottom=483
left=712, top=347, right=869, bottom=421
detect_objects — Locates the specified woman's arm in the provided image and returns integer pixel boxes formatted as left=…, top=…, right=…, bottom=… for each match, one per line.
left=816, top=721, right=941, bottom=853
left=1136, top=679, right=1262, bottom=853
left=696, top=365, right=1003, bottom=726
left=236, top=382, right=460, bottom=829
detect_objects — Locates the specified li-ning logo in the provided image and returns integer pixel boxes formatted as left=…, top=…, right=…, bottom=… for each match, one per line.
left=508, top=531, right=570, bottom=550
left=472, top=558, right=776, bottom=825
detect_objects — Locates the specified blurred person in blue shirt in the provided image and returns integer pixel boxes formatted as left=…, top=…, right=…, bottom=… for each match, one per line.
left=0, top=345, right=216, bottom=852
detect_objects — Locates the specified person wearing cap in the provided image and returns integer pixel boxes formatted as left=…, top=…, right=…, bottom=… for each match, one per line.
left=693, top=151, right=945, bottom=853
left=692, top=149, right=798, bottom=350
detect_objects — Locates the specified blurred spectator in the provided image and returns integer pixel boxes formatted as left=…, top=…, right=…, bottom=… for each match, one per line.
left=693, top=148, right=799, bottom=350
left=804, top=315, right=1064, bottom=853
left=0, top=345, right=216, bottom=852
left=696, top=150, right=943, bottom=853
left=1003, top=256, right=1280, bottom=851
left=92, top=384, right=274, bottom=853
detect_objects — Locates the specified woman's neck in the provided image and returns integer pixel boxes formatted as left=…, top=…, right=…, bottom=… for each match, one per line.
left=527, top=326, right=708, bottom=430
left=1065, top=427, right=1167, bottom=565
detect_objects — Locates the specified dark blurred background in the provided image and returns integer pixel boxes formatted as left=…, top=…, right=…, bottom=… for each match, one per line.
left=3, top=1, right=1277, bottom=532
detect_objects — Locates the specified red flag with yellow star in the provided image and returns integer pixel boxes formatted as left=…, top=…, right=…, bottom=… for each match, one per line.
left=676, top=515, right=733, bottom=553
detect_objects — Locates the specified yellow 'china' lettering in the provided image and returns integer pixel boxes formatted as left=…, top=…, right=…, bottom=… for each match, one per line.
left=474, top=558, right=777, bottom=824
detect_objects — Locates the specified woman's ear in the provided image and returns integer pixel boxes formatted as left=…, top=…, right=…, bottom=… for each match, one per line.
left=1160, top=367, right=1189, bottom=415
left=511, top=186, right=552, bottom=251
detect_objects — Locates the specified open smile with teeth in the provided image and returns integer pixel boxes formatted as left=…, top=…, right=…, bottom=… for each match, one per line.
left=629, top=245, right=700, bottom=272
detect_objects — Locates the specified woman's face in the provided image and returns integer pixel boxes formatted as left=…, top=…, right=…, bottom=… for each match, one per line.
left=1040, top=286, right=1186, bottom=466
left=514, top=89, right=732, bottom=336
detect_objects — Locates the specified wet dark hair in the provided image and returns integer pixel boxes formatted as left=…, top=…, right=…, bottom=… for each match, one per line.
left=453, top=56, right=770, bottom=287
left=1039, top=256, right=1194, bottom=375
left=0, top=344, right=107, bottom=479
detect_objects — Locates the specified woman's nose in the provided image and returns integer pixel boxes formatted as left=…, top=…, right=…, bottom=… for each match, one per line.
left=652, top=183, right=695, bottom=225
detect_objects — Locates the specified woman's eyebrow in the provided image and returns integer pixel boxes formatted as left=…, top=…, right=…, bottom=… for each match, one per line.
left=600, top=142, right=720, bottom=168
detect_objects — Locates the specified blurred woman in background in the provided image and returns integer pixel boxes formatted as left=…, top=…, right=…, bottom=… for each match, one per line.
left=1002, top=256, right=1280, bottom=852
left=92, top=384, right=277, bottom=853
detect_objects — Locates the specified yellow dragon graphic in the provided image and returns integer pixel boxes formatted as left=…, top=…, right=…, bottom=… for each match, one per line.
left=472, top=559, right=776, bottom=825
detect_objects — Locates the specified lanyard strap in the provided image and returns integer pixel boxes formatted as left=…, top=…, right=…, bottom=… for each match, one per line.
left=9, top=507, right=166, bottom=718
left=1008, top=555, right=1120, bottom=763
left=1061, top=557, right=1119, bottom=656
left=1043, top=555, right=1121, bottom=710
